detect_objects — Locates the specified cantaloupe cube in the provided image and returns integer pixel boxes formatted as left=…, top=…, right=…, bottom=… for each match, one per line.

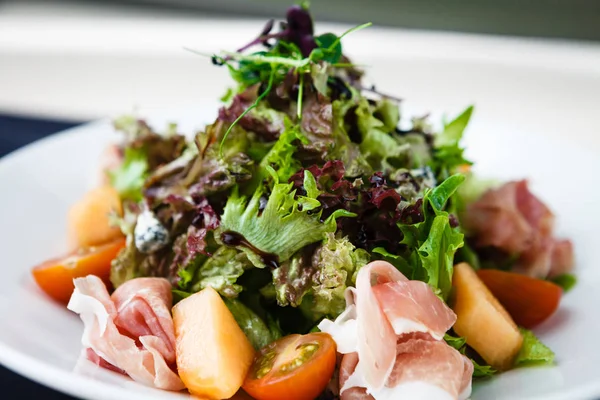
left=173, top=287, right=255, bottom=399
left=67, top=185, right=123, bottom=249
left=451, top=263, right=523, bottom=370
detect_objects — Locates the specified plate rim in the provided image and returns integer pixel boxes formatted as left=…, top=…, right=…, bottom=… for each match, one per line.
left=1, top=100, right=599, bottom=400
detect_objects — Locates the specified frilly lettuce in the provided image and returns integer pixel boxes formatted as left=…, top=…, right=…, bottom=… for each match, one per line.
left=177, top=246, right=250, bottom=298
left=308, top=233, right=369, bottom=317
left=330, top=100, right=372, bottom=178
left=219, top=170, right=355, bottom=267
left=258, top=121, right=308, bottom=183
left=270, top=233, right=369, bottom=320
left=272, top=249, right=315, bottom=307
left=391, top=174, right=466, bottom=299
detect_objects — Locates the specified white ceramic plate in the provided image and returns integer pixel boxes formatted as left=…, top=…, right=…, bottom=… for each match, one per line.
left=1, top=37, right=600, bottom=400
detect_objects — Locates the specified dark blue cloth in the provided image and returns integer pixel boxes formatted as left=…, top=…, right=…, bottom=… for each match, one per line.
left=0, top=114, right=84, bottom=399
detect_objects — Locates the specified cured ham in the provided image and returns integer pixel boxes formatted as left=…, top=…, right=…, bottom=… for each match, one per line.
left=353, top=261, right=405, bottom=390
left=549, top=239, right=575, bottom=278
left=67, top=275, right=185, bottom=391
left=319, top=261, right=472, bottom=400
left=463, top=180, right=574, bottom=278
left=387, top=333, right=470, bottom=399
left=373, top=281, right=457, bottom=340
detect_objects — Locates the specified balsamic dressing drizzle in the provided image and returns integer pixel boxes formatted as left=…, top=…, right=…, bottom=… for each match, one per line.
left=220, top=231, right=280, bottom=269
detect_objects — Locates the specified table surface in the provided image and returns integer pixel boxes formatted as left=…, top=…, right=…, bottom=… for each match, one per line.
left=0, top=114, right=82, bottom=400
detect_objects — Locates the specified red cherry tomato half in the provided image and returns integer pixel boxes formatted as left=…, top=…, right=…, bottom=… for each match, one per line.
left=477, top=269, right=562, bottom=328
left=243, top=333, right=337, bottom=400
left=32, top=238, right=125, bottom=304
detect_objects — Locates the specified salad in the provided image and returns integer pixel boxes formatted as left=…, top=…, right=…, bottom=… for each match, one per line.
left=31, top=4, right=576, bottom=400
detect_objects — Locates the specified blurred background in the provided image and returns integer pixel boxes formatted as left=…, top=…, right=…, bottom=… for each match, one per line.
left=1, top=0, right=599, bottom=125
left=0, top=1, right=599, bottom=398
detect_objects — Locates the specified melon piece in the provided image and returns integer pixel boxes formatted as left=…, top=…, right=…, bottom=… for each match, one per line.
left=67, top=185, right=123, bottom=249
left=451, top=263, right=523, bottom=370
left=173, top=287, right=255, bottom=399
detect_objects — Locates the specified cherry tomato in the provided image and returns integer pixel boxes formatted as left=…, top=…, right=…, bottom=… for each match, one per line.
left=477, top=269, right=562, bottom=328
left=32, top=238, right=126, bottom=304
left=243, top=333, right=337, bottom=400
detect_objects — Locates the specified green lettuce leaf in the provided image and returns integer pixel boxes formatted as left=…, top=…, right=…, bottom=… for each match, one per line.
left=308, top=233, right=370, bottom=317
left=224, top=298, right=282, bottom=350
left=356, top=98, right=412, bottom=174
left=392, top=174, right=465, bottom=298
left=108, top=147, right=148, bottom=202
left=453, top=172, right=501, bottom=225
left=272, top=249, right=315, bottom=307
left=426, top=173, right=467, bottom=216
left=444, top=333, right=497, bottom=378
left=110, top=240, right=144, bottom=288
left=436, top=106, right=473, bottom=148
left=455, top=242, right=482, bottom=270
left=431, top=106, right=474, bottom=179
left=219, top=172, right=355, bottom=267
left=372, top=246, right=413, bottom=277
left=181, top=246, right=250, bottom=298
left=418, top=215, right=464, bottom=298
left=444, top=333, right=467, bottom=350
left=181, top=124, right=253, bottom=198
left=514, top=328, right=555, bottom=367
left=330, top=99, right=372, bottom=178
left=375, top=98, right=400, bottom=132
left=269, top=233, right=368, bottom=320
left=258, top=121, right=308, bottom=183
left=472, top=360, right=497, bottom=378
left=551, top=273, right=577, bottom=292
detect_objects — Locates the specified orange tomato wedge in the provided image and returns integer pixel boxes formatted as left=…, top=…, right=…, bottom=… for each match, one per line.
left=477, top=269, right=562, bottom=329
left=243, top=333, right=337, bottom=400
left=32, top=238, right=125, bottom=304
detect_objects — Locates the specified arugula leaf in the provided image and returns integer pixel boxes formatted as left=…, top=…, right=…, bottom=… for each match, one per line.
left=314, top=33, right=342, bottom=64
left=431, top=106, right=474, bottom=179
left=444, top=333, right=497, bottom=378
left=444, top=333, right=467, bottom=350
left=224, top=298, right=281, bottom=350
left=426, top=173, right=466, bottom=215
left=219, top=177, right=355, bottom=267
left=436, top=106, right=473, bottom=147
left=418, top=215, right=464, bottom=299
left=472, top=360, right=497, bottom=378
left=108, top=147, right=148, bottom=202
left=514, top=328, right=555, bottom=366
left=551, top=273, right=577, bottom=292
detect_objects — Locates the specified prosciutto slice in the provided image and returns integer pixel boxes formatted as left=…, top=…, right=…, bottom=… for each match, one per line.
left=319, top=261, right=472, bottom=400
left=463, top=180, right=574, bottom=278
left=373, top=281, right=457, bottom=340
left=68, top=275, right=184, bottom=391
